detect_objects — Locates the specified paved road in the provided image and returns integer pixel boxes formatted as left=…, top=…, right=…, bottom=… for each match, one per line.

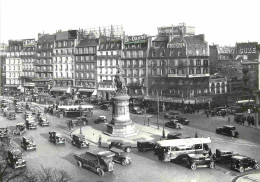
left=0, top=99, right=259, bottom=182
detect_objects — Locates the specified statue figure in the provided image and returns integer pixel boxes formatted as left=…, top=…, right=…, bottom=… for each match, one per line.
left=114, top=65, right=126, bottom=94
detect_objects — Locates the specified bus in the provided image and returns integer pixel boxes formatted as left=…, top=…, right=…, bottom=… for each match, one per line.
left=155, top=137, right=211, bottom=162
left=58, top=105, right=94, bottom=117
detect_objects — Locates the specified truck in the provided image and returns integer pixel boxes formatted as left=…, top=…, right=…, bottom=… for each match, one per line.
left=74, top=150, right=115, bottom=176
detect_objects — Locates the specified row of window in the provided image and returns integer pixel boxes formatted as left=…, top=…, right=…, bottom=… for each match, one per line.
left=76, top=64, right=95, bottom=71
left=35, top=73, right=52, bottom=79
left=53, top=57, right=73, bottom=63
left=75, top=55, right=95, bottom=62
left=54, top=41, right=74, bottom=48
left=150, top=59, right=209, bottom=67
left=99, top=43, right=121, bottom=50
left=121, top=50, right=145, bottom=58
left=6, top=79, right=20, bottom=84
left=121, top=60, right=145, bottom=67
left=54, top=65, right=74, bottom=71
left=54, top=49, right=74, bottom=55
left=37, top=52, right=52, bottom=57
left=151, top=68, right=209, bottom=75
left=75, top=47, right=96, bottom=54
left=122, top=69, right=146, bottom=77
left=97, top=68, right=117, bottom=75
left=75, top=81, right=95, bottom=87
left=53, top=72, right=74, bottom=79
left=97, top=59, right=118, bottom=66
left=37, top=43, right=53, bottom=49
left=75, top=72, right=95, bottom=79
left=97, top=51, right=120, bottom=56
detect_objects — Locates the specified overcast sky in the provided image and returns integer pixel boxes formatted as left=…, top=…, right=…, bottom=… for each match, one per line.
left=1, top=0, right=260, bottom=46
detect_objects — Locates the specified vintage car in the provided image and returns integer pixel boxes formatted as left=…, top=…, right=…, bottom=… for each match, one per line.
left=94, top=116, right=107, bottom=124
left=0, top=127, right=9, bottom=138
left=30, top=106, right=36, bottom=114
left=25, top=102, right=31, bottom=110
left=216, top=125, right=239, bottom=137
left=7, top=111, right=16, bottom=120
left=49, top=131, right=66, bottom=144
left=21, top=136, right=37, bottom=151
left=213, top=149, right=237, bottom=164
left=146, top=107, right=158, bottom=114
left=38, top=114, right=49, bottom=126
left=36, top=111, right=44, bottom=119
left=71, top=134, right=90, bottom=148
left=234, top=113, right=246, bottom=124
left=13, top=123, right=26, bottom=135
left=24, top=111, right=33, bottom=120
left=25, top=118, right=37, bottom=129
left=165, top=119, right=183, bottom=129
left=177, top=117, right=189, bottom=125
left=129, top=106, right=143, bottom=115
left=109, top=147, right=132, bottom=165
left=100, top=104, right=111, bottom=110
left=7, top=149, right=26, bottom=169
left=167, top=132, right=190, bottom=140
left=108, top=140, right=131, bottom=153
left=137, top=141, right=155, bottom=152
left=164, top=110, right=179, bottom=119
left=15, top=105, right=23, bottom=113
left=74, top=150, right=115, bottom=176
left=188, top=154, right=215, bottom=170
left=230, top=155, right=259, bottom=173
left=68, top=117, right=88, bottom=127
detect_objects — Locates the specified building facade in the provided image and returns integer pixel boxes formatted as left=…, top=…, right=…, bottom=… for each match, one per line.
left=5, top=40, right=23, bottom=96
left=209, top=75, right=227, bottom=107
left=51, top=30, right=79, bottom=96
left=20, top=39, right=36, bottom=96
left=97, top=37, right=121, bottom=100
left=34, top=34, right=55, bottom=94
left=75, top=38, right=98, bottom=98
left=121, top=34, right=149, bottom=101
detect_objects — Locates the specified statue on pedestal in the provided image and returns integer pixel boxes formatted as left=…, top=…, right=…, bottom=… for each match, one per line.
left=114, top=65, right=127, bottom=94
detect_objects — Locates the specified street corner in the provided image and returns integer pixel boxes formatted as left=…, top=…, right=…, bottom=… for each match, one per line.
left=232, top=172, right=260, bottom=182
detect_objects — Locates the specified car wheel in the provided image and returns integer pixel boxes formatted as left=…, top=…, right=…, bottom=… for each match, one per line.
left=254, top=164, right=259, bottom=169
left=122, top=160, right=127, bottom=166
left=125, top=147, right=131, bottom=153
left=239, top=167, right=244, bottom=173
left=191, top=163, right=197, bottom=170
left=209, top=162, right=215, bottom=169
left=97, top=168, right=104, bottom=176
left=77, top=161, right=82, bottom=168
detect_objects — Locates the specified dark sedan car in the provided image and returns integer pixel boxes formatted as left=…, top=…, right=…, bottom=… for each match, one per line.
left=216, top=125, right=239, bottom=137
left=137, top=141, right=155, bottom=152
left=130, top=107, right=143, bottom=115
left=231, top=155, right=259, bottom=173
left=177, top=117, right=189, bottom=125
left=146, top=107, right=158, bottom=114
left=100, top=104, right=110, bottom=110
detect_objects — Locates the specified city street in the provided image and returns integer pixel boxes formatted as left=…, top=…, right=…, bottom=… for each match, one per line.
left=0, top=98, right=260, bottom=182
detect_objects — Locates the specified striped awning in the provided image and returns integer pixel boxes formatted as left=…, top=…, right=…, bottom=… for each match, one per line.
left=78, top=88, right=94, bottom=93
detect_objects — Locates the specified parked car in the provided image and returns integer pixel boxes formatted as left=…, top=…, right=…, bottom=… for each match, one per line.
left=15, top=105, right=23, bottom=113
left=167, top=132, right=190, bottom=139
left=137, top=141, right=155, bottom=152
left=49, top=131, right=66, bottom=145
left=213, top=149, right=237, bottom=164
left=129, top=107, right=143, bottom=114
left=165, top=119, right=183, bottom=129
left=146, top=107, right=158, bottom=114
left=21, top=136, right=37, bottom=151
left=100, top=104, right=111, bottom=110
left=0, top=127, right=9, bottom=138
left=24, top=111, right=33, bottom=120
left=177, top=117, right=189, bottom=125
left=7, top=111, right=16, bottom=120
left=30, top=106, right=36, bottom=114
left=216, top=125, right=239, bottom=137
left=13, top=123, right=26, bottom=135
left=7, top=149, right=26, bottom=169
left=94, top=116, right=107, bottom=124
left=25, top=118, right=37, bottom=129
left=234, top=113, right=246, bottom=124
left=71, top=134, right=89, bottom=149
left=109, top=147, right=132, bottom=165
left=188, top=154, right=215, bottom=170
left=230, top=155, right=259, bottom=173
left=38, top=114, right=49, bottom=126
left=74, top=150, right=115, bottom=176
left=109, top=140, right=131, bottom=153
left=164, top=110, right=179, bottom=119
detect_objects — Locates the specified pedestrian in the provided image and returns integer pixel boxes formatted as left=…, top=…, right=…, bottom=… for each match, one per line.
left=206, top=111, right=209, bottom=118
left=195, top=132, right=198, bottom=138
left=98, top=135, right=102, bottom=147
left=228, top=116, right=230, bottom=123
left=148, top=118, right=150, bottom=126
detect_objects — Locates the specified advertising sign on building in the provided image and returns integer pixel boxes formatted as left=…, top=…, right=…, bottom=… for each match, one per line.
left=125, top=35, right=147, bottom=43
left=236, top=42, right=258, bottom=60
left=167, top=43, right=186, bottom=48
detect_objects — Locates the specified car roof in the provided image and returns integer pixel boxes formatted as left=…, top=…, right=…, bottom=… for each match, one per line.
left=232, top=155, right=250, bottom=160
left=16, top=122, right=25, bottom=126
left=223, top=125, right=236, bottom=128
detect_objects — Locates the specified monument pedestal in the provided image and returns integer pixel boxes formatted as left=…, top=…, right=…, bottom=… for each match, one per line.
left=104, top=93, right=138, bottom=137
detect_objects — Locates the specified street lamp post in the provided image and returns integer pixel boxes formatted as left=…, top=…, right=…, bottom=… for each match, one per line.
left=79, top=105, right=82, bottom=134
left=157, top=91, right=159, bottom=129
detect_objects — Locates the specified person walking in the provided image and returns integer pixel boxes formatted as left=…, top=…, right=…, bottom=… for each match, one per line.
left=98, top=135, right=102, bottom=147
left=195, top=132, right=198, bottom=138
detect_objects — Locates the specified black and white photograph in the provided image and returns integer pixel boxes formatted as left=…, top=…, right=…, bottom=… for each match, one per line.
left=0, top=0, right=260, bottom=181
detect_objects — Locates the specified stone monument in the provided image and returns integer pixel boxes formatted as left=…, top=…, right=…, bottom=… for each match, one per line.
left=104, top=66, right=138, bottom=137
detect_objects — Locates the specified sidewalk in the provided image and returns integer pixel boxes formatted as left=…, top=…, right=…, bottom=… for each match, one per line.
left=233, top=172, right=260, bottom=182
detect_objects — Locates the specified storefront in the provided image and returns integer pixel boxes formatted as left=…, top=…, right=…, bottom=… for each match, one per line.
left=50, top=86, right=71, bottom=97
left=78, top=88, right=97, bottom=98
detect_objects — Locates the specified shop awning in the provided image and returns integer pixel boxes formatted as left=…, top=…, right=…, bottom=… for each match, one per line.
left=50, top=87, right=70, bottom=93
left=91, top=89, right=97, bottom=96
left=78, top=88, right=94, bottom=93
